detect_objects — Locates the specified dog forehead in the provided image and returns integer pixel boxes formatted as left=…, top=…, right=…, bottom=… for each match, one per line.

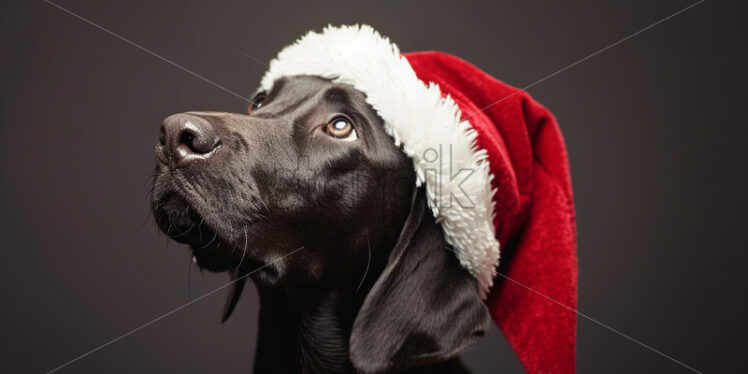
left=272, top=75, right=328, bottom=97
left=272, top=76, right=366, bottom=106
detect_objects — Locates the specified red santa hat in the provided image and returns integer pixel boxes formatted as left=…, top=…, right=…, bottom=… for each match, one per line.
left=261, top=25, right=578, bottom=374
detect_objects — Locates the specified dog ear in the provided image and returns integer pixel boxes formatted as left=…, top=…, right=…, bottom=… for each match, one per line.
left=349, top=188, right=491, bottom=373
left=221, top=268, right=247, bottom=323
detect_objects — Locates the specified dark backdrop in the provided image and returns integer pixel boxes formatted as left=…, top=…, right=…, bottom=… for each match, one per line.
left=2, top=1, right=746, bottom=373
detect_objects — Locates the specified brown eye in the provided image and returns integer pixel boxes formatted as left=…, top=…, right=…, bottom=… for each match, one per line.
left=248, top=92, right=266, bottom=114
left=325, top=117, right=357, bottom=140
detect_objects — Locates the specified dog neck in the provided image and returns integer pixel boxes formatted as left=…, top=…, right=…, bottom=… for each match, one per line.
left=252, top=284, right=362, bottom=374
left=251, top=280, right=470, bottom=374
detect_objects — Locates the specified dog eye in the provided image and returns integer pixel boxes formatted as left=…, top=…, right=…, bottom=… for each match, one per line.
left=325, top=117, right=357, bottom=141
left=248, top=92, right=267, bottom=114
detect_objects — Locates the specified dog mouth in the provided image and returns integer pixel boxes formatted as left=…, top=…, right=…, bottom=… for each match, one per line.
left=154, top=192, right=240, bottom=272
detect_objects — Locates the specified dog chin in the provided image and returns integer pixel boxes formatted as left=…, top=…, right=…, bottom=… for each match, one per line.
left=153, top=192, right=241, bottom=272
left=190, top=245, right=238, bottom=272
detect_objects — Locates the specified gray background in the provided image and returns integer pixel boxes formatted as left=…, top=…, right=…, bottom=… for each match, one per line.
left=1, top=0, right=746, bottom=373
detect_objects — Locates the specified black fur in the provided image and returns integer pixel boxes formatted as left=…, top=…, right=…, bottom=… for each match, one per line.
left=151, top=76, right=490, bottom=373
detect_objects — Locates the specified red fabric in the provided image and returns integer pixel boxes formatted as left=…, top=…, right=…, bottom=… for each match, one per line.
left=404, top=52, right=578, bottom=374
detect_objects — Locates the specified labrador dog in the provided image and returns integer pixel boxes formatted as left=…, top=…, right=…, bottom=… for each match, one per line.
left=150, top=76, right=491, bottom=373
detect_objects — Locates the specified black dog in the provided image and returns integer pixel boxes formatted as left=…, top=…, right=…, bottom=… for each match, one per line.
left=151, top=76, right=491, bottom=373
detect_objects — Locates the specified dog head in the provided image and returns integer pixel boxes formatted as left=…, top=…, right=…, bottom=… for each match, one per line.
left=150, top=75, right=489, bottom=372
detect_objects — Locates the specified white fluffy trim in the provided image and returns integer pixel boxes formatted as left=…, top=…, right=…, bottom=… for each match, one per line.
left=260, top=25, right=499, bottom=297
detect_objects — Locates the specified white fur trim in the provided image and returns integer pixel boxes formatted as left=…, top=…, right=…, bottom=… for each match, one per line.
left=260, top=25, right=499, bottom=297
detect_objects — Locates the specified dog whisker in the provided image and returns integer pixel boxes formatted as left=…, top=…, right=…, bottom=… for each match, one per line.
left=187, top=256, right=194, bottom=315
left=237, top=226, right=248, bottom=269
left=255, top=211, right=270, bottom=222
left=134, top=208, right=153, bottom=236
left=355, top=232, right=372, bottom=294
left=172, top=222, right=195, bottom=238
left=166, top=217, right=174, bottom=235
left=197, top=217, right=204, bottom=242
left=202, top=231, right=219, bottom=248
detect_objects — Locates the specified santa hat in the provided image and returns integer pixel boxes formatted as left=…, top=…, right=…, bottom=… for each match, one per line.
left=260, top=25, right=578, bottom=374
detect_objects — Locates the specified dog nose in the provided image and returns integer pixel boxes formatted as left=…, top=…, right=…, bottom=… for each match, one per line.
left=157, top=113, right=221, bottom=168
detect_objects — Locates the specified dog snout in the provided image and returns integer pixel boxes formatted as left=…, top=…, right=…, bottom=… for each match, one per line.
left=157, top=113, right=221, bottom=168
